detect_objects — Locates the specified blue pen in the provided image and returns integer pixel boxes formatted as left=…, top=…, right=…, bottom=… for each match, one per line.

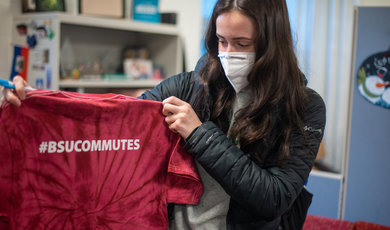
left=0, top=79, right=35, bottom=91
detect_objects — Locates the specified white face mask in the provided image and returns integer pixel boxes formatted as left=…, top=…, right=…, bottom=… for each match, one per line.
left=218, top=52, right=256, bottom=92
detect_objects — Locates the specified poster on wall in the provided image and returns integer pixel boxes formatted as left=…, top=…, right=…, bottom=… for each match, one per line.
left=357, top=49, right=390, bottom=109
left=10, top=45, right=29, bottom=81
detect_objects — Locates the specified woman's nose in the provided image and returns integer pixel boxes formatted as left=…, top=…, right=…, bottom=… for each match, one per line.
left=226, top=44, right=235, bottom=52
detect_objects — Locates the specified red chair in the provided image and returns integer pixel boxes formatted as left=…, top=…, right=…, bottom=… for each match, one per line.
left=354, top=221, right=390, bottom=230
left=303, top=214, right=354, bottom=230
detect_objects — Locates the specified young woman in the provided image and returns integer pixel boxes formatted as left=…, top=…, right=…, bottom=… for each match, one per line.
left=3, top=0, right=326, bottom=229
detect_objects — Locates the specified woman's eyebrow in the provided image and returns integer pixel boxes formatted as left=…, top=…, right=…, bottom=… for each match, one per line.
left=216, top=33, right=252, bottom=41
left=216, top=33, right=224, bottom=39
left=233, top=37, right=253, bottom=41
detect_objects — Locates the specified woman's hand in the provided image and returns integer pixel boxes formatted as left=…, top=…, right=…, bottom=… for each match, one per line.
left=162, top=96, right=202, bottom=139
left=1, top=76, right=28, bottom=106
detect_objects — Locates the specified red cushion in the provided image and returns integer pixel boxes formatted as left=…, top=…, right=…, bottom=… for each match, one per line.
left=354, top=221, right=390, bottom=230
left=303, top=214, right=354, bottom=230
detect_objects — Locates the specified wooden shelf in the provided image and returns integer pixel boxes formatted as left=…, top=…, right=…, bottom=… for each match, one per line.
left=13, top=12, right=182, bottom=91
left=16, top=12, right=179, bottom=35
left=59, top=79, right=161, bottom=89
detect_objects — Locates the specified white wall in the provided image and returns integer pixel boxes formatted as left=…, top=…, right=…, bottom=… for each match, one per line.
left=0, top=0, right=20, bottom=80
left=160, top=0, right=202, bottom=71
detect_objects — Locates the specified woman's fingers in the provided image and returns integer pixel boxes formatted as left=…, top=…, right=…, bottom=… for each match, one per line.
left=1, top=76, right=28, bottom=107
left=2, top=87, right=21, bottom=106
left=162, top=96, right=184, bottom=115
left=162, top=96, right=202, bottom=139
left=163, top=96, right=185, bottom=105
left=162, top=102, right=179, bottom=116
left=13, top=76, right=27, bottom=100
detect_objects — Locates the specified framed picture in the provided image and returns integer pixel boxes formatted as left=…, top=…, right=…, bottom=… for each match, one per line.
left=22, top=0, right=36, bottom=13
left=124, top=59, right=153, bottom=80
left=36, top=0, right=66, bottom=12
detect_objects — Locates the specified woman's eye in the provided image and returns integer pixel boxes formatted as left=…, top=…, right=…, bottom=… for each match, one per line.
left=238, top=43, right=249, bottom=47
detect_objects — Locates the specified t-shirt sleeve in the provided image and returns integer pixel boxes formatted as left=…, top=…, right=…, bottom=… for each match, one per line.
left=166, top=140, right=203, bottom=205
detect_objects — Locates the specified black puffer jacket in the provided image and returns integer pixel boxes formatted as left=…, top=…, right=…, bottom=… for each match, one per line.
left=138, top=60, right=326, bottom=230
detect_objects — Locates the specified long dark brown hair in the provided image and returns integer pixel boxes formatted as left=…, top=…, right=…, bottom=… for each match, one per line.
left=193, top=0, right=307, bottom=163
